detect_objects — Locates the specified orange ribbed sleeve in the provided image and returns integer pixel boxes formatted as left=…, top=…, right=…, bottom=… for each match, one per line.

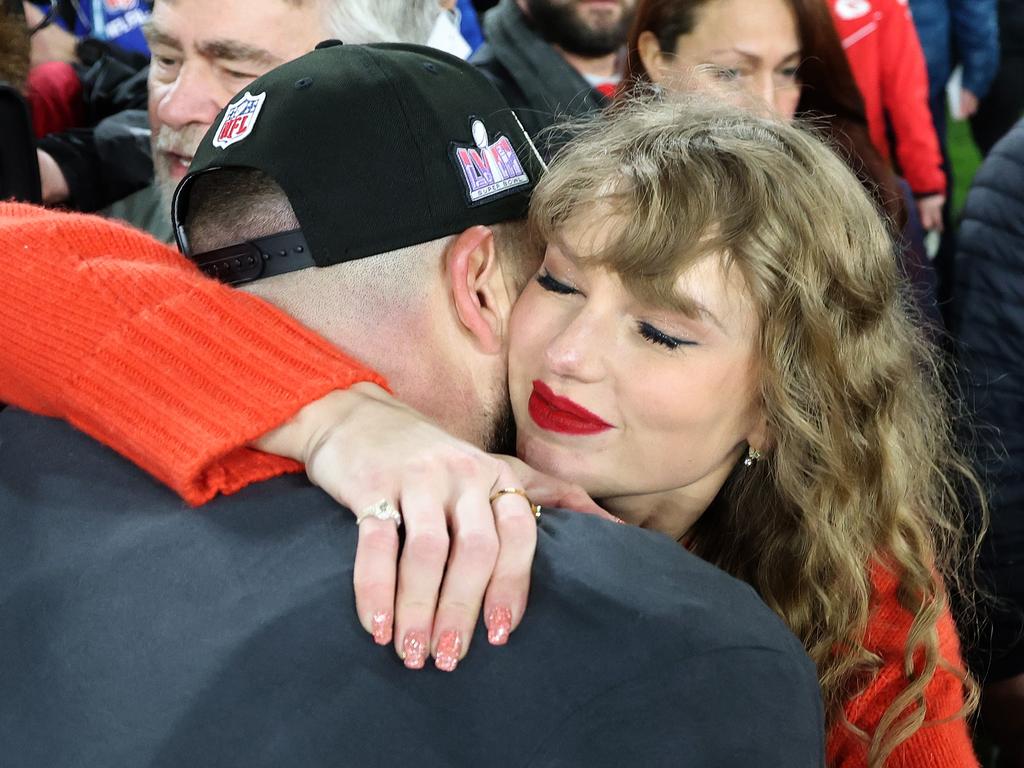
left=0, top=202, right=388, bottom=506
left=826, top=564, right=979, bottom=768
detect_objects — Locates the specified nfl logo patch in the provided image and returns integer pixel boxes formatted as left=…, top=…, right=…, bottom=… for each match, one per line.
left=213, top=91, right=266, bottom=149
left=452, top=119, right=531, bottom=205
left=104, top=0, right=139, bottom=11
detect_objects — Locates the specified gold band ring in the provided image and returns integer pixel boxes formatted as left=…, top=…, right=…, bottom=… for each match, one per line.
left=489, top=487, right=542, bottom=520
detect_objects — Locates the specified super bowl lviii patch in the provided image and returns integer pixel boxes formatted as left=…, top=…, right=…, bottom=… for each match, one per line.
left=213, top=92, right=266, bottom=150
left=452, top=119, right=531, bottom=205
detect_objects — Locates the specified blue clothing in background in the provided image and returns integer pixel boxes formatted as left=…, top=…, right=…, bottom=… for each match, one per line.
left=458, top=0, right=485, bottom=53
left=34, top=0, right=151, bottom=58
left=908, top=0, right=999, bottom=142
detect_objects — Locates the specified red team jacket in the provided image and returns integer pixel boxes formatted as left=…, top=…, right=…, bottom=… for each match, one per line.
left=829, top=0, right=946, bottom=197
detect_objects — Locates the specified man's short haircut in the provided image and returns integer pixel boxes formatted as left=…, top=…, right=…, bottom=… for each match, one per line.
left=185, top=168, right=539, bottom=295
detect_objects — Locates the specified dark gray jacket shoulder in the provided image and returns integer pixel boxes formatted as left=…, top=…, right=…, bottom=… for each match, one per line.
left=0, top=410, right=824, bottom=767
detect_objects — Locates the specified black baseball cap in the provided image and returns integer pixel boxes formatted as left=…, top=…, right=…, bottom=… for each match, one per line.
left=172, top=41, right=545, bottom=285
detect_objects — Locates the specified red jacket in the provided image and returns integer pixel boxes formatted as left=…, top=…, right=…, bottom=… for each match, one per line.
left=830, top=0, right=946, bottom=196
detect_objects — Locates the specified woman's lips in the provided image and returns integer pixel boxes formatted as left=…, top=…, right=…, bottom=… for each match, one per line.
left=528, top=380, right=612, bottom=435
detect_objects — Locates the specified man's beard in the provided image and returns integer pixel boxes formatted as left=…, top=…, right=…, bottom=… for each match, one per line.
left=524, top=0, right=634, bottom=58
left=482, top=386, right=518, bottom=455
left=151, top=123, right=209, bottom=207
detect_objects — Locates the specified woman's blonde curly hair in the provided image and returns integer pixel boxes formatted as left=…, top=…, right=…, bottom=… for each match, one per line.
left=529, top=95, right=983, bottom=766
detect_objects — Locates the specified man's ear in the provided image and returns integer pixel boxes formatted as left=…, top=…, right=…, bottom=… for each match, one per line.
left=446, top=225, right=513, bottom=356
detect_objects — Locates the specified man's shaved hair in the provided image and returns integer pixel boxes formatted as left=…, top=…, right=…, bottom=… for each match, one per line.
left=185, top=168, right=539, bottom=299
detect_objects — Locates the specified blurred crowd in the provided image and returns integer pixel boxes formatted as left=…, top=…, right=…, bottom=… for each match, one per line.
left=0, top=0, right=1021, bottom=766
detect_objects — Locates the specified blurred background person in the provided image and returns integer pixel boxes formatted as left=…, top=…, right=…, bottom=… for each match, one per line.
left=472, top=0, right=637, bottom=143
left=626, top=0, right=944, bottom=330
left=829, top=0, right=947, bottom=233
left=907, top=0, right=998, bottom=146
left=955, top=117, right=1024, bottom=768
left=970, top=0, right=1024, bottom=155
left=24, top=0, right=152, bottom=64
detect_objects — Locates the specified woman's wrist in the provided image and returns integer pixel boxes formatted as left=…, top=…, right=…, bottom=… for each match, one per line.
left=252, top=382, right=392, bottom=464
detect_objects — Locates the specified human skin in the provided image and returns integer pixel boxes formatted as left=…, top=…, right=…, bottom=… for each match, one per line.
left=507, top=211, right=767, bottom=540
left=518, top=0, right=637, bottom=77
left=636, top=0, right=803, bottom=119
left=145, top=0, right=325, bottom=195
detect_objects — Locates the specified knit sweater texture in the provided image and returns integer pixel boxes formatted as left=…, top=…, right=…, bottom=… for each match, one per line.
left=0, top=203, right=977, bottom=767
left=0, top=203, right=387, bottom=505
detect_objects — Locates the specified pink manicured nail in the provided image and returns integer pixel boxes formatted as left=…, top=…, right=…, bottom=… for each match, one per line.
left=434, top=630, right=462, bottom=672
left=486, top=606, right=512, bottom=646
left=402, top=631, right=429, bottom=670
left=370, top=611, right=392, bottom=646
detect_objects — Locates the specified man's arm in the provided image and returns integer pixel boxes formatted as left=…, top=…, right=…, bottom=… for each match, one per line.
left=0, top=203, right=387, bottom=504
left=527, top=647, right=825, bottom=767
left=951, top=0, right=1000, bottom=105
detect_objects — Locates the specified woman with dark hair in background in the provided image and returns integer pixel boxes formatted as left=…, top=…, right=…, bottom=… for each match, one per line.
left=624, top=0, right=945, bottom=331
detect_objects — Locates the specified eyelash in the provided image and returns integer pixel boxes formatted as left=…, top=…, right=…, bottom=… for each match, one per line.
left=637, top=322, right=690, bottom=350
left=536, top=270, right=577, bottom=295
left=536, top=271, right=693, bottom=350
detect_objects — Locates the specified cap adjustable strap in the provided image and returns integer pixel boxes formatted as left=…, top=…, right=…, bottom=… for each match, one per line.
left=190, top=229, right=315, bottom=286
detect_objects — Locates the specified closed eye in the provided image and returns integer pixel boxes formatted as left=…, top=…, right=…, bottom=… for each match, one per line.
left=536, top=270, right=578, bottom=295
left=638, top=321, right=695, bottom=350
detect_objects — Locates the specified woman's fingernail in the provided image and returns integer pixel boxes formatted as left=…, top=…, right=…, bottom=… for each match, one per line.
left=486, top=606, right=513, bottom=646
left=370, top=611, right=392, bottom=646
left=434, top=630, right=462, bottom=672
left=402, top=631, right=429, bottom=670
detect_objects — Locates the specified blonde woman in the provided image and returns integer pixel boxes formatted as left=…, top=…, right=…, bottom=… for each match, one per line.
left=0, top=98, right=980, bottom=767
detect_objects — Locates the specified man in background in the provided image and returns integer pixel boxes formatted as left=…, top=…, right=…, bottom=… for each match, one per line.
left=473, top=0, right=634, bottom=142
left=36, top=0, right=448, bottom=238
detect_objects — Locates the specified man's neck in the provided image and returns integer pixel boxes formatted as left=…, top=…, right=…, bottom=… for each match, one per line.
left=556, top=47, right=619, bottom=79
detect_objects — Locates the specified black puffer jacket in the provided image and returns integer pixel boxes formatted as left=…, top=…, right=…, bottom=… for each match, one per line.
left=955, top=117, right=1024, bottom=682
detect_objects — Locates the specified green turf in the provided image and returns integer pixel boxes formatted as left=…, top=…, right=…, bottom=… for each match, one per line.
left=947, top=115, right=983, bottom=217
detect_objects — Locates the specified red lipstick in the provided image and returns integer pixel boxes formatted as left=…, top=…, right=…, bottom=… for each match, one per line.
left=528, top=380, right=612, bottom=435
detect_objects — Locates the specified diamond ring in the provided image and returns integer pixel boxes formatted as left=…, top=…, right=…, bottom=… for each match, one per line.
left=356, top=499, right=403, bottom=527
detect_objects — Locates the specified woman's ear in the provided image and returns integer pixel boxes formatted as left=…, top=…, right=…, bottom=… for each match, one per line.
left=446, top=225, right=512, bottom=356
left=637, top=30, right=669, bottom=85
left=747, top=418, right=773, bottom=457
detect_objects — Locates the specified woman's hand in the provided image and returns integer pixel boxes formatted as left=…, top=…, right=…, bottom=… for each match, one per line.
left=255, top=384, right=542, bottom=671
left=494, top=454, right=617, bottom=522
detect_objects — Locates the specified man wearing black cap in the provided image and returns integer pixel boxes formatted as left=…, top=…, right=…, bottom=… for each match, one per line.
left=0, top=43, right=825, bottom=766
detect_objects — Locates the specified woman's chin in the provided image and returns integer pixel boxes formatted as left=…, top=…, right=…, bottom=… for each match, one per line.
left=517, top=431, right=610, bottom=497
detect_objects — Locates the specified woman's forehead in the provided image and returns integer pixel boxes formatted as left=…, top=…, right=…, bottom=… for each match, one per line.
left=553, top=213, right=758, bottom=337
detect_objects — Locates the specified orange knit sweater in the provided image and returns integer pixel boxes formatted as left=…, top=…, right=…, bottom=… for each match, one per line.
left=0, top=203, right=978, bottom=767
left=0, top=203, right=387, bottom=504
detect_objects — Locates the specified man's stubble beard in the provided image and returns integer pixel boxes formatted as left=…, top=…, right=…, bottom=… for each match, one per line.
left=481, top=379, right=518, bottom=455
left=524, top=0, right=635, bottom=58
